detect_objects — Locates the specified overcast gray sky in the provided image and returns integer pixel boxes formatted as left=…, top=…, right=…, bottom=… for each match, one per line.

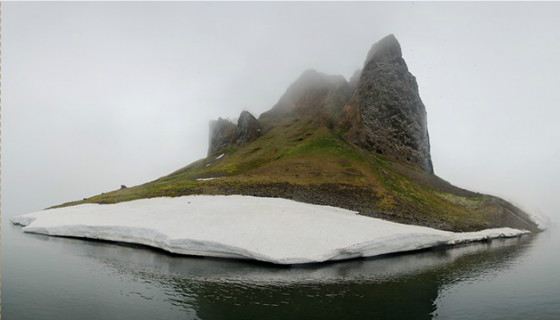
left=3, top=2, right=559, bottom=224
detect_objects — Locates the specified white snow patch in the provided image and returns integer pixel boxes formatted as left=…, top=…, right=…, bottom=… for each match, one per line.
left=10, top=195, right=529, bottom=265
left=196, top=177, right=221, bottom=181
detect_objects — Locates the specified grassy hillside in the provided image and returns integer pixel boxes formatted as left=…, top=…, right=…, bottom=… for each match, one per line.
left=55, top=116, right=538, bottom=232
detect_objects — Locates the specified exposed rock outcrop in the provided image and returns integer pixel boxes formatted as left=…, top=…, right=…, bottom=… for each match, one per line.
left=208, top=118, right=237, bottom=156
left=257, top=36, right=433, bottom=173
left=236, top=111, right=262, bottom=144
left=208, top=111, right=262, bottom=156
left=345, top=34, right=433, bottom=173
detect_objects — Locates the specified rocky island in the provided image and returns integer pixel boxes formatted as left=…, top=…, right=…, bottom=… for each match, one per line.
left=11, top=35, right=539, bottom=264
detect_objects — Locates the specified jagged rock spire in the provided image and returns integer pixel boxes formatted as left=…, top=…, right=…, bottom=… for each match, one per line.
left=346, top=34, right=433, bottom=173
left=236, top=111, right=262, bottom=144
left=208, top=111, right=262, bottom=156
left=208, top=34, right=433, bottom=173
left=365, top=34, right=402, bottom=63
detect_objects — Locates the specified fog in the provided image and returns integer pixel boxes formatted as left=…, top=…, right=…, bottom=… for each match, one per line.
left=3, top=2, right=559, bottom=224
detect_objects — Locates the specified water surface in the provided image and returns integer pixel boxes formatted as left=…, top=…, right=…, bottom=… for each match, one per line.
left=3, top=220, right=559, bottom=319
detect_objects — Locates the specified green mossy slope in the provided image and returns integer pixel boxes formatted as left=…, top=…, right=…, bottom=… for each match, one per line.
left=55, top=116, right=538, bottom=232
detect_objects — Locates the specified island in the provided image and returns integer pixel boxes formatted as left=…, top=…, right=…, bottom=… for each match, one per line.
left=11, top=34, right=540, bottom=264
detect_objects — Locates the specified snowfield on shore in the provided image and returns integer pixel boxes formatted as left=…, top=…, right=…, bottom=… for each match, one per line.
left=10, top=195, right=529, bottom=264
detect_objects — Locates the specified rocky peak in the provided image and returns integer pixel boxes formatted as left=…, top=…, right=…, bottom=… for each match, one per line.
left=345, top=34, right=434, bottom=173
left=236, top=111, right=262, bottom=144
left=208, top=111, right=262, bottom=156
left=365, top=34, right=402, bottom=63
left=208, top=35, right=433, bottom=173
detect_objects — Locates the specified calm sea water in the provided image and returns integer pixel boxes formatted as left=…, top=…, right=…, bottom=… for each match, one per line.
left=3, top=218, right=559, bottom=320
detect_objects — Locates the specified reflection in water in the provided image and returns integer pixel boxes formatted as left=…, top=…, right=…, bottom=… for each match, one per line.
left=9, top=224, right=533, bottom=320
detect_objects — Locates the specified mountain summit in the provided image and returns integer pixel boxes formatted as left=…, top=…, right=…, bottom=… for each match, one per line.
left=210, top=35, right=432, bottom=173
left=347, top=34, right=433, bottom=172
left=58, top=35, right=539, bottom=233
left=366, top=34, right=402, bottom=62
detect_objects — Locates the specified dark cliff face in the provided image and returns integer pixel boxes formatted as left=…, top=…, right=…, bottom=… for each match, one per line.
left=208, top=111, right=262, bottom=156
left=345, top=34, right=433, bottom=173
left=209, top=36, right=433, bottom=172
left=236, top=111, right=262, bottom=145
left=256, top=36, right=433, bottom=173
